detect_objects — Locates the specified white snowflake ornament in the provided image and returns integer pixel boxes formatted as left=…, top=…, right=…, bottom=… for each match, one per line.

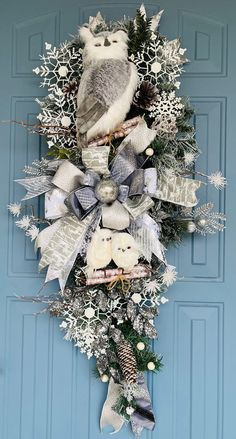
left=34, top=41, right=83, bottom=92
left=161, top=265, right=177, bottom=287
left=208, top=171, right=227, bottom=189
left=15, top=215, right=32, bottom=230
left=26, top=225, right=39, bottom=241
left=7, top=202, right=22, bottom=217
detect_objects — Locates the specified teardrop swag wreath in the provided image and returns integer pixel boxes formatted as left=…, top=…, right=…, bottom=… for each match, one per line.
left=8, top=5, right=226, bottom=437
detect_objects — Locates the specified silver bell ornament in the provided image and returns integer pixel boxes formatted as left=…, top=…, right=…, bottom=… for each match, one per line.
left=95, top=179, right=119, bottom=204
left=187, top=221, right=196, bottom=233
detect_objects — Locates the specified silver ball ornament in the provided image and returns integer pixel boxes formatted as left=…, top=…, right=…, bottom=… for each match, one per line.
left=95, top=180, right=119, bottom=204
left=187, top=221, right=196, bottom=233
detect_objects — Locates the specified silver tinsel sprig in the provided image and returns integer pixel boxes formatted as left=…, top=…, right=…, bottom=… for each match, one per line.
left=182, top=203, right=226, bottom=235
left=23, top=158, right=50, bottom=176
left=193, top=203, right=226, bottom=235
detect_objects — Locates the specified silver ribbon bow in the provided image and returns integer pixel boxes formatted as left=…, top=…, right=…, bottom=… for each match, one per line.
left=100, top=373, right=155, bottom=436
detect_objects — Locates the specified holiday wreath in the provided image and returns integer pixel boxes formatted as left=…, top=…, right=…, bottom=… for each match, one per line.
left=8, top=5, right=226, bottom=437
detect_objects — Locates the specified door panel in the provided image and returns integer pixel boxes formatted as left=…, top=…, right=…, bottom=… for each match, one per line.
left=0, top=1, right=235, bottom=438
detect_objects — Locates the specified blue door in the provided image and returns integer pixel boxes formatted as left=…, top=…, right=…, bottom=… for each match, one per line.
left=0, top=1, right=234, bottom=438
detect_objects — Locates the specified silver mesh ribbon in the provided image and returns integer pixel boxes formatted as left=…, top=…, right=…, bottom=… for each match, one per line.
left=82, top=145, right=110, bottom=175
left=129, top=213, right=165, bottom=262
left=131, top=373, right=155, bottom=436
left=123, top=195, right=154, bottom=220
left=155, top=174, right=203, bottom=207
left=38, top=212, right=96, bottom=290
left=100, top=378, right=124, bottom=434
left=117, top=118, right=156, bottom=155
left=15, top=175, right=53, bottom=200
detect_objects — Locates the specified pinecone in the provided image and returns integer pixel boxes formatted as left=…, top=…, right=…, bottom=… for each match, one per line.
left=133, top=81, right=159, bottom=109
left=117, top=341, right=138, bottom=384
left=63, top=78, right=80, bottom=96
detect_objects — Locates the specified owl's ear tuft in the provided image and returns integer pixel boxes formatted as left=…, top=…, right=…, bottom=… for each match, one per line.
left=114, top=30, right=129, bottom=43
left=79, top=26, right=94, bottom=44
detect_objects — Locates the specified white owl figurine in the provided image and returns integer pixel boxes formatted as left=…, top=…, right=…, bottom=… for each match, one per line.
left=111, top=233, right=140, bottom=272
left=86, top=228, right=112, bottom=275
left=76, top=26, right=138, bottom=145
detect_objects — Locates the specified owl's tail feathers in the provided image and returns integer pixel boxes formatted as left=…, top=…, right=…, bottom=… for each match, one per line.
left=77, top=132, right=88, bottom=149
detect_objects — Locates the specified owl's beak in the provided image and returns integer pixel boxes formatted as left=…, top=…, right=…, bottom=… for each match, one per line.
left=104, top=37, right=111, bottom=47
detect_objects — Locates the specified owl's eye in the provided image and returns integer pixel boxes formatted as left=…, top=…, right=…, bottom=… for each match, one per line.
left=102, top=238, right=105, bottom=241
left=112, top=40, right=118, bottom=43
left=118, top=247, right=121, bottom=250
left=94, top=43, right=101, bottom=47
left=127, top=246, right=131, bottom=249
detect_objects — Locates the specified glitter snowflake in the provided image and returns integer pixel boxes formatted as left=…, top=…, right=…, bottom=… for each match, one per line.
left=152, top=114, right=178, bottom=139
left=37, top=90, right=77, bottom=149
left=33, top=41, right=83, bottom=92
left=60, top=290, right=111, bottom=358
left=131, top=37, right=187, bottom=86
left=150, top=91, right=184, bottom=120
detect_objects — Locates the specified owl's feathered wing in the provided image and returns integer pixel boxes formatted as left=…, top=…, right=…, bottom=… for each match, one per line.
left=76, top=59, right=131, bottom=144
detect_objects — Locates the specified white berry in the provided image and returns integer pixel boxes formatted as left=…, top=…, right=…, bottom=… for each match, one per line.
left=58, top=66, right=68, bottom=77
left=137, top=342, right=145, bottom=351
left=132, top=293, right=142, bottom=304
left=101, top=374, right=109, bottom=383
left=126, top=406, right=135, bottom=415
left=147, top=361, right=155, bottom=371
left=145, top=147, right=154, bottom=157
left=84, top=307, right=95, bottom=319
left=61, top=116, right=71, bottom=127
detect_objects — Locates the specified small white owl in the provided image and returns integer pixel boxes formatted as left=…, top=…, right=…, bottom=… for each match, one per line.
left=86, top=228, right=112, bottom=275
left=76, top=26, right=138, bottom=145
left=111, top=233, right=140, bottom=272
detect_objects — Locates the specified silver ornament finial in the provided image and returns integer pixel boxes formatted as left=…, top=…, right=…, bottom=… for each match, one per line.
left=95, top=179, right=119, bottom=204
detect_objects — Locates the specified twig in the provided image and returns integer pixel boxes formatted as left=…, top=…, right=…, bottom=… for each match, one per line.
left=1, top=117, right=141, bottom=145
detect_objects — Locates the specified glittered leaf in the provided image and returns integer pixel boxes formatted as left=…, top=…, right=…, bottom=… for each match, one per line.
left=133, top=315, right=144, bottom=335
left=144, top=320, right=158, bottom=339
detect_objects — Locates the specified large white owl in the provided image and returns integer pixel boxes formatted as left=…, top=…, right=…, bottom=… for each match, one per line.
left=76, top=27, right=138, bottom=145
left=111, top=233, right=140, bottom=272
left=86, top=228, right=113, bottom=275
